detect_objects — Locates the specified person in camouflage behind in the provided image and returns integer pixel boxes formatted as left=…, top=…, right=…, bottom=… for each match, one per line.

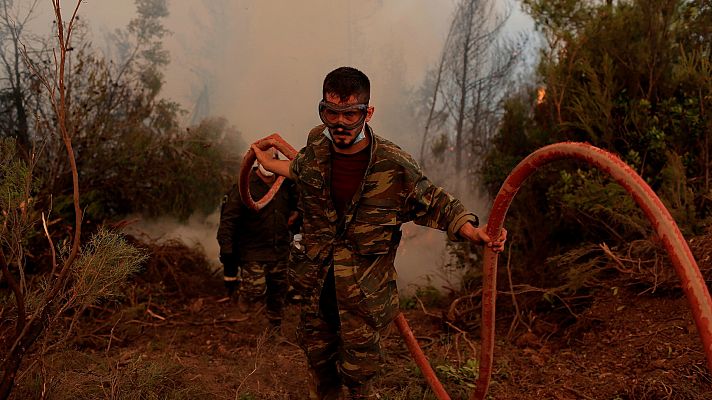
left=252, top=66, right=507, bottom=399
left=217, top=150, right=299, bottom=333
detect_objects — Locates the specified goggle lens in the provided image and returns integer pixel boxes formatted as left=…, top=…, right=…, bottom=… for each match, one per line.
left=318, top=100, right=368, bottom=130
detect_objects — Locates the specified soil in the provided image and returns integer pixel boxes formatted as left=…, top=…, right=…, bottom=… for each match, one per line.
left=8, top=238, right=712, bottom=400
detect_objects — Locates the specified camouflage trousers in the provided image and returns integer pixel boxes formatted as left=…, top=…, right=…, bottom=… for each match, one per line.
left=240, top=260, right=288, bottom=323
left=297, top=267, right=381, bottom=399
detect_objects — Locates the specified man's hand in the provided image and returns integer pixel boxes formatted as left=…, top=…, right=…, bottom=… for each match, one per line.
left=459, top=222, right=507, bottom=253
left=251, top=144, right=292, bottom=178
left=252, top=139, right=277, bottom=163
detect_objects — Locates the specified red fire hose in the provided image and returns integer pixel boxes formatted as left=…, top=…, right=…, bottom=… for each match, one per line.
left=239, top=133, right=298, bottom=211
left=241, top=136, right=712, bottom=400
left=471, top=142, right=712, bottom=400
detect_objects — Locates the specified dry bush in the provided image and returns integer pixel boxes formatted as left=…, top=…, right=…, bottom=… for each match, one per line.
left=5, top=235, right=222, bottom=398
left=126, top=235, right=222, bottom=300
left=11, top=350, right=212, bottom=400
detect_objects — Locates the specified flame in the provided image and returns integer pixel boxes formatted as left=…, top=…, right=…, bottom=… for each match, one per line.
left=536, top=87, right=546, bottom=105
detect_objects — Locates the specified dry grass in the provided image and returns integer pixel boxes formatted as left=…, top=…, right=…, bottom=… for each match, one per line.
left=7, top=235, right=712, bottom=399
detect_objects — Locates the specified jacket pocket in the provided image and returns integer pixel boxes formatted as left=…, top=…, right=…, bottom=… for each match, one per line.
left=358, top=278, right=399, bottom=330
left=288, top=244, right=319, bottom=300
left=349, top=205, right=400, bottom=255
left=352, top=248, right=400, bottom=329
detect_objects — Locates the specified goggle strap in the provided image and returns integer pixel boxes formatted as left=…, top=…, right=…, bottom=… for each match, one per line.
left=318, top=100, right=368, bottom=113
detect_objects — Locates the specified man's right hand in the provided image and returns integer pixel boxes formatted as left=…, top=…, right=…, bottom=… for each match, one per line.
left=251, top=144, right=293, bottom=178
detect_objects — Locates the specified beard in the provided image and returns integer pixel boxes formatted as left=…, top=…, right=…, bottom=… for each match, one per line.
left=329, top=124, right=364, bottom=149
left=331, top=135, right=358, bottom=149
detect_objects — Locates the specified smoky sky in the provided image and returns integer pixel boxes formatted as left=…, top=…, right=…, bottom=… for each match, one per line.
left=35, top=0, right=531, bottom=155
left=31, top=1, right=532, bottom=289
left=169, top=1, right=459, bottom=147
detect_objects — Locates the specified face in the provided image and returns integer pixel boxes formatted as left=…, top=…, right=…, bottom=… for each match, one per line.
left=320, top=93, right=374, bottom=149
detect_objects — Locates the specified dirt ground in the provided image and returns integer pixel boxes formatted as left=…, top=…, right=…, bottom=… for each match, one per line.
left=8, top=238, right=712, bottom=399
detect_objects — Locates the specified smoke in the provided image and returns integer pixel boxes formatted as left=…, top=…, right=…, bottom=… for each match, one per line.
left=160, top=0, right=458, bottom=152
left=94, top=0, right=464, bottom=290
left=121, top=211, right=223, bottom=270
left=32, top=1, right=532, bottom=153
left=396, top=224, right=457, bottom=295
left=28, top=0, right=530, bottom=291
left=122, top=212, right=463, bottom=294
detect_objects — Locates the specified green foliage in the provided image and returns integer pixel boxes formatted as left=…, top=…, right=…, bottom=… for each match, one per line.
left=0, top=138, right=39, bottom=267
left=402, top=279, right=444, bottom=309
left=0, top=0, right=246, bottom=226
left=658, top=151, right=698, bottom=235
left=1, top=138, right=148, bottom=321
left=415, top=284, right=443, bottom=307
left=4, top=9, right=254, bottom=295
left=481, top=0, right=712, bottom=295
left=435, top=358, right=479, bottom=388
left=547, top=168, right=648, bottom=240
left=39, top=37, right=244, bottom=222
left=71, top=113, right=243, bottom=221
left=521, top=0, right=594, bottom=39
left=69, top=228, right=146, bottom=309
left=400, top=295, right=418, bottom=310
left=2, top=3, right=226, bottom=398
left=482, top=91, right=541, bottom=194
left=127, top=0, right=171, bottom=93
left=0, top=138, right=32, bottom=208
left=0, top=138, right=35, bottom=213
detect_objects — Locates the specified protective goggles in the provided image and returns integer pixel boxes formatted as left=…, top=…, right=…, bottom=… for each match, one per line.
left=318, top=100, right=368, bottom=130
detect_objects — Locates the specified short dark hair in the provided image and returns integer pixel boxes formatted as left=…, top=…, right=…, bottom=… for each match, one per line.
left=322, top=67, right=370, bottom=104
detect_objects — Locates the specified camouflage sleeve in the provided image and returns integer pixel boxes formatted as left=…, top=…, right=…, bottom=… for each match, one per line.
left=405, top=165, right=479, bottom=241
left=216, top=184, right=243, bottom=255
left=289, top=149, right=305, bottom=185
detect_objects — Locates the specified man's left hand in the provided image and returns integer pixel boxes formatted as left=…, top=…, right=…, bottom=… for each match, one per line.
left=459, top=222, right=507, bottom=253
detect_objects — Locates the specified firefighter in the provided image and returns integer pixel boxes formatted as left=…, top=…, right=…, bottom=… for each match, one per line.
left=217, top=149, right=299, bottom=334
left=253, top=67, right=507, bottom=399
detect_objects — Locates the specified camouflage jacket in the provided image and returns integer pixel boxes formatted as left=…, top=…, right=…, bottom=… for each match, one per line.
left=289, top=124, right=478, bottom=329
left=217, top=169, right=297, bottom=262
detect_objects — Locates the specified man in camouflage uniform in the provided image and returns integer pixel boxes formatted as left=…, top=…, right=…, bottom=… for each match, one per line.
left=253, top=67, right=506, bottom=399
left=217, top=153, right=299, bottom=331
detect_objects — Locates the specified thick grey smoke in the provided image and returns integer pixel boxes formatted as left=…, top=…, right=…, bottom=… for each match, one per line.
left=162, top=0, right=459, bottom=152
left=32, top=0, right=532, bottom=292
left=35, top=1, right=531, bottom=151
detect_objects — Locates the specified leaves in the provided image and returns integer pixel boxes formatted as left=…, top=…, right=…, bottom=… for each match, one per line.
left=69, top=228, right=146, bottom=309
left=479, top=0, right=712, bottom=301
